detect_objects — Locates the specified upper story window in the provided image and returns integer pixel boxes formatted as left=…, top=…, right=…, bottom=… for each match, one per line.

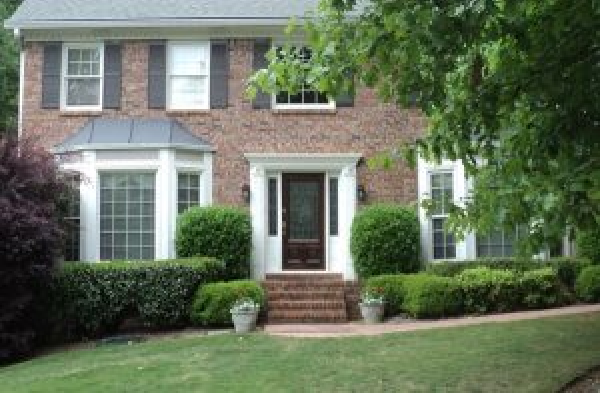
left=273, top=46, right=334, bottom=110
left=62, top=43, right=104, bottom=111
left=168, top=42, right=210, bottom=110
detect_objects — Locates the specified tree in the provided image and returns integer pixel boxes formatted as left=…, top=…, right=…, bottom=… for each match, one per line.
left=0, top=0, right=21, bottom=136
left=248, top=0, right=600, bottom=251
left=0, top=138, right=70, bottom=363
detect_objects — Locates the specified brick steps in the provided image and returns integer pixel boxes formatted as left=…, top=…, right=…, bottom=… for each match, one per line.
left=264, top=273, right=348, bottom=323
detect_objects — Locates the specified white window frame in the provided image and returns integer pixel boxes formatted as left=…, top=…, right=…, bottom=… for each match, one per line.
left=61, top=42, right=104, bottom=112
left=429, top=171, right=456, bottom=260
left=272, top=45, right=336, bottom=111
left=167, top=41, right=211, bottom=111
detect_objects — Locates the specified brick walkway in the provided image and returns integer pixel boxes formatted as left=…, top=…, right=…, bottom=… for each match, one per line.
left=264, top=304, right=600, bottom=338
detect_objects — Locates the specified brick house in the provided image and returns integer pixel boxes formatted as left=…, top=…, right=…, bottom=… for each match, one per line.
left=5, top=0, right=573, bottom=282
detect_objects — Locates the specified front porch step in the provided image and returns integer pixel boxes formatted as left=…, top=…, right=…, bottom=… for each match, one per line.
left=267, top=309, right=348, bottom=323
left=268, top=300, right=346, bottom=310
left=263, top=273, right=349, bottom=323
left=267, top=290, right=346, bottom=301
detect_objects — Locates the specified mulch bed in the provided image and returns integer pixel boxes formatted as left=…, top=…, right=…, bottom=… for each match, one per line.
left=561, top=366, right=600, bottom=392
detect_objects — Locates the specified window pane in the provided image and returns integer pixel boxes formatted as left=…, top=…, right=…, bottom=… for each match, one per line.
left=177, top=173, right=201, bottom=215
left=67, top=78, right=101, bottom=106
left=99, top=173, right=155, bottom=261
left=170, top=76, right=207, bottom=108
left=170, top=45, right=207, bottom=75
left=268, top=178, right=278, bottom=236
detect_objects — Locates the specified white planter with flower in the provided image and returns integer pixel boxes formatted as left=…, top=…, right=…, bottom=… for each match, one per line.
left=360, top=289, right=385, bottom=323
left=230, top=297, right=260, bottom=333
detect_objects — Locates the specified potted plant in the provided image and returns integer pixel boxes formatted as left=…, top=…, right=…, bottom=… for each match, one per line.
left=230, top=297, right=260, bottom=333
left=360, top=288, right=385, bottom=323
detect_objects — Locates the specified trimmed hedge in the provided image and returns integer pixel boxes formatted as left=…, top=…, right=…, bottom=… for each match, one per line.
left=190, top=280, right=265, bottom=326
left=576, top=228, right=600, bottom=264
left=520, top=268, right=571, bottom=309
left=576, top=266, right=600, bottom=303
left=350, top=204, right=420, bottom=278
left=402, top=275, right=463, bottom=318
left=425, top=258, right=591, bottom=289
left=457, top=268, right=521, bottom=313
left=176, top=206, right=252, bottom=279
left=36, top=257, right=226, bottom=343
left=364, top=275, right=407, bottom=316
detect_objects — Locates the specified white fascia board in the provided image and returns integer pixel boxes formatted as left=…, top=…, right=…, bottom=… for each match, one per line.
left=245, top=153, right=362, bottom=170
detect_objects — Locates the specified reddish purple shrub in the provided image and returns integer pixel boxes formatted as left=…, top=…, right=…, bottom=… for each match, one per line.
left=0, top=138, right=70, bottom=363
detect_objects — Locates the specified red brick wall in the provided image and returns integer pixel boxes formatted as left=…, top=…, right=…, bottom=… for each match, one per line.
left=22, top=39, right=425, bottom=205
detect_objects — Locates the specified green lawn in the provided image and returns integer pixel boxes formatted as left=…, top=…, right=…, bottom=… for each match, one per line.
left=2, top=313, right=600, bottom=393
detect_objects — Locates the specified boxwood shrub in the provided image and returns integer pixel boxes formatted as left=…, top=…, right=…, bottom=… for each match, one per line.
left=36, top=257, right=226, bottom=343
left=350, top=204, right=420, bottom=278
left=575, top=265, right=600, bottom=303
left=456, top=267, right=521, bottom=314
left=189, top=280, right=265, bottom=326
left=176, top=206, right=252, bottom=279
left=402, top=274, right=463, bottom=318
left=364, top=275, right=407, bottom=316
left=519, top=267, right=571, bottom=309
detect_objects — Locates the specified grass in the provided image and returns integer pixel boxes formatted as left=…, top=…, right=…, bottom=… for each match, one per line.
left=2, top=313, right=600, bottom=393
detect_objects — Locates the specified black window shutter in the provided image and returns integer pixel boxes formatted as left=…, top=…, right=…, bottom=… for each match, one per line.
left=252, top=38, right=271, bottom=109
left=42, top=42, right=62, bottom=109
left=103, top=43, right=122, bottom=109
left=148, top=41, right=167, bottom=109
left=210, top=40, right=229, bottom=109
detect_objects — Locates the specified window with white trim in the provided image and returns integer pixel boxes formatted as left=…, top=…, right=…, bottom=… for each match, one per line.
left=430, top=172, right=456, bottom=259
left=100, top=172, right=155, bottom=260
left=168, top=42, right=210, bottom=110
left=63, top=181, right=81, bottom=262
left=63, top=43, right=103, bottom=110
left=274, top=46, right=334, bottom=109
left=177, top=172, right=201, bottom=214
left=476, top=228, right=516, bottom=257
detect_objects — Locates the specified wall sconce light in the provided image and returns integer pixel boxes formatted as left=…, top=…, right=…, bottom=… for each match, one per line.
left=357, top=184, right=367, bottom=202
left=242, top=184, right=251, bottom=204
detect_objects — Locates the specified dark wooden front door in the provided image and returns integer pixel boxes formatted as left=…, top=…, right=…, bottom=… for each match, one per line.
left=282, top=173, right=325, bottom=270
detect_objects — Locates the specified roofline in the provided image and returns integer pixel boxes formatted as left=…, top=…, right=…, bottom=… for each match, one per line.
left=53, top=143, right=216, bottom=154
left=4, top=17, right=312, bottom=29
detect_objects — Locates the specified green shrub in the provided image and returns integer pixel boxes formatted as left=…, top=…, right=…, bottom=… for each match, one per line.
left=519, top=268, right=571, bottom=309
left=364, top=275, right=406, bottom=315
left=37, top=257, right=225, bottom=343
left=426, top=258, right=590, bottom=290
left=575, top=266, right=600, bottom=303
left=576, top=228, right=600, bottom=264
left=457, top=268, right=520, bottom=314
left=176, top=206, right=252, bottom=279
left=190, top=280, right=265, bottom=326
left=350, top=204, right=420, bottom=278
left=402, top=275, right=462, bottom=318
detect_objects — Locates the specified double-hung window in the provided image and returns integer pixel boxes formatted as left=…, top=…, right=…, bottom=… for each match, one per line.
left=430, top=172, right=456, bottom=259
left=168, top=42, right=210, bottom=110
left=63, top=43, right=103, bottom=110
left=274, top=46, right=334, bottom=109
left=476, top=228, right=517, bottom=257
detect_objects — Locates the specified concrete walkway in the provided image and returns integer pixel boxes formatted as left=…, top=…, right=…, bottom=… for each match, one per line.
left=264, top=304, right=600, bottom=338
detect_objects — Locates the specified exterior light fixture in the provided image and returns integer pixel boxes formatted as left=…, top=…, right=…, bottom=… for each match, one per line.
left=242, top=184, right=251, bottom=204
left=357, top=184, right=367, bottom=202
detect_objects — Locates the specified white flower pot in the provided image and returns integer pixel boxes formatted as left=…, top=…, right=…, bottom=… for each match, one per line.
left=230, top=309, right=259, bottom=333
left=360, top=303, right=384, bottom=323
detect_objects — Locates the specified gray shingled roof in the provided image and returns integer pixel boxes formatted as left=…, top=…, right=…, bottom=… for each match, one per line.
left=5, top=0, right=330, bottom=29
left=54, top=118, right=214, bottom=153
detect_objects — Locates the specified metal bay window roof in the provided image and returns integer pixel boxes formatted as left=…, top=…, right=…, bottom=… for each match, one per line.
left=54, top=118, right=214, bottom=153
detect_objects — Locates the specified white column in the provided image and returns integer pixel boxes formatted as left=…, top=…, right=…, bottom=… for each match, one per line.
left=338, top=165, right=357, bottom=280
left=250, top=165, right=267, bottom=279
left=80, top=151, right=99, bottom=261
left=157, top=149, right=175, bottom=259
left=201, top=152, right=214, bottom=206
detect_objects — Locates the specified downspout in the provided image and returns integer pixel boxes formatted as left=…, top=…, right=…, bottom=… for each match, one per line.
left=15, top=29, right=25, bottom=141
